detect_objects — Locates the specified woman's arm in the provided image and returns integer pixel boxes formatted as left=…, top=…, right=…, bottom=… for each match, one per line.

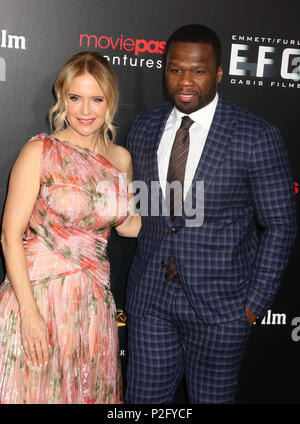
left=112, top=145, right=141, bottom=238
left=1, top=139, right=49, bottom=366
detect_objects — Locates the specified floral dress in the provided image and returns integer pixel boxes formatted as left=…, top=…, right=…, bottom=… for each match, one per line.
left=0, top=133, right=128, bottom=403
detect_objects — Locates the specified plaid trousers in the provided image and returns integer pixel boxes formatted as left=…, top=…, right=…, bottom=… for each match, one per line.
left=125, top=277, right=252, bottom=404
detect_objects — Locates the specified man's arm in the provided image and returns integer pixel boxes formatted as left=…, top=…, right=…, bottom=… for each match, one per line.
left=246, top=124, right=297, bottom=319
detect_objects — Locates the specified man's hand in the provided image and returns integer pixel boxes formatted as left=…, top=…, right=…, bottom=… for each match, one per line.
left=245, top=306, right=257, bottom=326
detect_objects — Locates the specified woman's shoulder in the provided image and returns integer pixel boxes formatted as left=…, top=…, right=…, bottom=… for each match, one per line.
left=18, top=133, right=61, bottom=165
left=20, top=134, right=46, bottom=156
left=10, top=135, right=46, bottom=177
left=26, top=132, right=54, bottom=149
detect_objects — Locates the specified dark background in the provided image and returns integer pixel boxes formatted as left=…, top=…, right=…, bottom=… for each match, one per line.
left=0, top=0, right=299, bottom=403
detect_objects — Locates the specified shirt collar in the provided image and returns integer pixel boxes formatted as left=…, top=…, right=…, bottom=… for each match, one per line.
left=172, top=93, right=218, bottom=131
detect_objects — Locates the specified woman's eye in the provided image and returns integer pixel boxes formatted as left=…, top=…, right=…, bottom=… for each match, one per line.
left=69, top=95, right=79, bottom=101
left=93, top=97, right=104, bottom=103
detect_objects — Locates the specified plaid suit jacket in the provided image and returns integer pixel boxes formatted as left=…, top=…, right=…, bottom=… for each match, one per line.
left=125, top=95, right=297, bottom=324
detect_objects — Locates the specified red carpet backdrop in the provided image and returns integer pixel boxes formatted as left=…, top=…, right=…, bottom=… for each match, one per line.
left=0, top=0, right=299, bottom=403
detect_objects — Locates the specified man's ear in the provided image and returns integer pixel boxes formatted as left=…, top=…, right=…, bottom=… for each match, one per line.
left=217, top=64, right=223, bottom=84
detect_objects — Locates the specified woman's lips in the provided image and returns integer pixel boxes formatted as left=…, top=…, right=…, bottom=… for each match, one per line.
left=77, top=118, right=95, bottom=125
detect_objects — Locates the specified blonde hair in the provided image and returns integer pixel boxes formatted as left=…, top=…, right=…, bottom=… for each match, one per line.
left=49, top=51, right=119, bottom=146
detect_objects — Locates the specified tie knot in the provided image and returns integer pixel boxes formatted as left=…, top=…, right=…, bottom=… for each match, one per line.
left=180, top=115, right=194, bottom=131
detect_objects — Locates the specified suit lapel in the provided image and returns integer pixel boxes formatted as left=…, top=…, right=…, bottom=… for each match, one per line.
left=147, top=102, right=173, bottom=184
left=193, top=96, right=234, bottom=187
left=180, top=96, right=235, bottom=225
left=143, top=102, right=173, bottom=223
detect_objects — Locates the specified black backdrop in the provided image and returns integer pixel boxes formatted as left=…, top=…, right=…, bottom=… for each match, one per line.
left=0, top=0, right=299, bottom=404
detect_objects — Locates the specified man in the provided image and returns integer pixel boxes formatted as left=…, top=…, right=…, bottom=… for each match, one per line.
left=124, top=24, right=297, bottom=404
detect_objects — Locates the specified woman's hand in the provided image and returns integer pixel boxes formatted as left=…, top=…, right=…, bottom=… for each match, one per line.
left=20, top=307, right=49, bottom=367
left=115, top=213, right=141, bottom=238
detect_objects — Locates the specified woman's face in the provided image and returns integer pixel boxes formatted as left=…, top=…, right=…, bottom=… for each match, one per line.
left=65, top=72, right=107, bottom=139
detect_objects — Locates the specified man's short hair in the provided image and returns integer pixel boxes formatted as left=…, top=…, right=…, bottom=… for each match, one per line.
left=165, top=24, right=222, bottom=68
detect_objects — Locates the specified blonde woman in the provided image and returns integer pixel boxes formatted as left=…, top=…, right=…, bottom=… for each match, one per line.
left=0, top=52, right=140, bottom=404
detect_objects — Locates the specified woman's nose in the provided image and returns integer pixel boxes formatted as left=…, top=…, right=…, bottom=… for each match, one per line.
left=81, top=100, right=90, bottom=115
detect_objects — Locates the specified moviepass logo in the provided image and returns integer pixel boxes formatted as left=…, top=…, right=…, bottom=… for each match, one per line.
left=79, top=33, right=166, bottom=56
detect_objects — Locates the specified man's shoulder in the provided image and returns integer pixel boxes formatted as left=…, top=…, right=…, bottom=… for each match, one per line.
left=219, top=96, right=275, bottom=132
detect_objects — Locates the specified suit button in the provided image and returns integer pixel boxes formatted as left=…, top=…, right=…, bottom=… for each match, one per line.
left=171, top=227, right=178, bottom=234
left=161, top=261, right=166, bottom=267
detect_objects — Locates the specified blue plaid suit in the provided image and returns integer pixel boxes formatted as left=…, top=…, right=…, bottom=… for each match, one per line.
left=124, top=95, right=297, bottom=403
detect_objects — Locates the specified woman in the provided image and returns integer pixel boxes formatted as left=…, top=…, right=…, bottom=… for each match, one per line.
left=0, top=52, right=140, bottom=404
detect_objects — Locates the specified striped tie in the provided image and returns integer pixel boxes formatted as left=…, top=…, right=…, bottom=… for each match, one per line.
left=165, top=115, right=194, bottom=281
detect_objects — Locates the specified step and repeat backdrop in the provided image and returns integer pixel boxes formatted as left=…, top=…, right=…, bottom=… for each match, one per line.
left=0, top=0, right=299, bottom=403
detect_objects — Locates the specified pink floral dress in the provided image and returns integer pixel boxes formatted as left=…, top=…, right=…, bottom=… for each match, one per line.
left=0, top=134, right=128, bottom=403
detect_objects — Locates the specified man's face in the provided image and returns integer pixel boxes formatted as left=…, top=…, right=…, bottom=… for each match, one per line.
left=165, top=42, right=223, bottom=114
